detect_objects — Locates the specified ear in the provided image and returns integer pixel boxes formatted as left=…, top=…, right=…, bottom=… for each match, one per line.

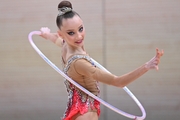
left=57, top=30, right=64, bottom=39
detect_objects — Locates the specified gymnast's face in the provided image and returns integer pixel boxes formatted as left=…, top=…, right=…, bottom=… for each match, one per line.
left=58, top=15, right=85, bottom=48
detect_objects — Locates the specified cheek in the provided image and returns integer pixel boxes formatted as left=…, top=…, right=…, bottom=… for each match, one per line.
left=65, top=35, right=75, bottom=42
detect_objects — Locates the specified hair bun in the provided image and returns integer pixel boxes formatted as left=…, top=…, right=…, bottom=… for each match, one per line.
left=58, top=1, right=73, bottom=9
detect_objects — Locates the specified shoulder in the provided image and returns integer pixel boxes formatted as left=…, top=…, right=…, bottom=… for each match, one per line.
left=73, top=57, right=93, bottom=68
left=72, top=57, right=96, bottom=76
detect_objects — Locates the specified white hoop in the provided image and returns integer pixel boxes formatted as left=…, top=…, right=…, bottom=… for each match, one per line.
left=28, top=31, right=146, bottom=120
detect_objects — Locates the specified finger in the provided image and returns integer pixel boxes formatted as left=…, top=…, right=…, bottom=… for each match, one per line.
left=156, top=48, right=159, bottom=57
left=40, top=27, right=45, bottom=31
left=156, top=48, right=159, bottom=52
left=156, top=48, right=164, bottom=58
left=155, top=66, right=159, bottom=71
left=161, top=49, right=164, bottom=56
left=157, top=49, right=164, bottom=56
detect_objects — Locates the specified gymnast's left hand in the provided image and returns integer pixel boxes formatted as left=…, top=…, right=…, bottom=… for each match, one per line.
left=145, top=48, right=164, bottom=70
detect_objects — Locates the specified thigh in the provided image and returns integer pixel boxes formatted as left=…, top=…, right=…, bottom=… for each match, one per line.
left=75, top=111, right=98, bottom=120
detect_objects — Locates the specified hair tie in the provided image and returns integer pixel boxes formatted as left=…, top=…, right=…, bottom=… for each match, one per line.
left=58, top=7, right=72, bottom=16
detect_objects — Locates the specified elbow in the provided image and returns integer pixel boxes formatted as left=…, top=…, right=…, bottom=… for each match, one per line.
left=119, top=84, right=126, bottom=88
left=112, top=76, right=126, bottom=88
left=117, top=83, right=126, bottom=88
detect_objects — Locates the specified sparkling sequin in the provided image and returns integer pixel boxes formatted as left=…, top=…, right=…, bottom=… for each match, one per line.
left=62, top=55, right=100, bottom=120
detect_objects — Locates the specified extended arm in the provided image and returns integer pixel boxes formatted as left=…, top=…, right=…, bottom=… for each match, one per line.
left=74, top=48, right=164, bottom=88
left=40, top=27, right=63, bottom=47
left=113, top=48, right=164, bottom=87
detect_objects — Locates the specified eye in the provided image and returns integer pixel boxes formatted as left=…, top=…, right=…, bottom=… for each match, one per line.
left=79, top=27, right=83, bottom=32
left=67, top=32, right=74, bottom=35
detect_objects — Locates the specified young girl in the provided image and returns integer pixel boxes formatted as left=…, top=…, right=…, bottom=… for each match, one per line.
left=40, top=1, right=163, bottom=120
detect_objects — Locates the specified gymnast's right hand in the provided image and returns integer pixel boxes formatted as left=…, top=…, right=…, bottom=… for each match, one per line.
left=40, top=27, right=59, bottom=42
left=40, top=27, right=63, bottom=47
left=40, top=27, right=51, bottom=40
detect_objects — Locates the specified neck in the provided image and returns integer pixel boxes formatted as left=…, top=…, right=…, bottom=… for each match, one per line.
left=67, top=44, right=86, bottom=55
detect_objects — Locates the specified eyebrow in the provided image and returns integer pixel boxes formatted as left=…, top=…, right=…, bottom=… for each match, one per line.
left=66, top=25, right=83, bottom=32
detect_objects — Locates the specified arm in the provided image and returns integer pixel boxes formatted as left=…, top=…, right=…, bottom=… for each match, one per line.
left=40, top=27, right=63, bottom=47
left=113, top=64, right=148, bottom=87
left=74, top=48, right=164, bottom=88
left=113, top=48, right=164, bottom=87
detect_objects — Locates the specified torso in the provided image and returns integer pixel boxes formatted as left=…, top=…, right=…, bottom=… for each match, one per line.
left=61, top=43, right=100, bottom=120
left=62, top=54, right=100, bottom=120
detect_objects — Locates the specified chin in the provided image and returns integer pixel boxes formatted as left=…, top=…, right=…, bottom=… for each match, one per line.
left=78, top=44, right=83, bottom=48
left=77, top=41, right=84, bottom=46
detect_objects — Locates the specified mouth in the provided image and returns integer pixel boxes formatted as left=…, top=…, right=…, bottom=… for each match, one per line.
left=75, top=40, right=83, bottom=44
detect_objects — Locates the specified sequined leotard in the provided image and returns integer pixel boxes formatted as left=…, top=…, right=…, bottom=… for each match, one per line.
left=62, top=55, right=116, bottom=120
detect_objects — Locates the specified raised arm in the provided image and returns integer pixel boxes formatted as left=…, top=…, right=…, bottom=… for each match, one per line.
left=40, top=27, right=64, bottom=47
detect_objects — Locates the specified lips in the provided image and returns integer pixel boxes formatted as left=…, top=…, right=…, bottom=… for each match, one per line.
left=75, top=40, right=83, bottom=44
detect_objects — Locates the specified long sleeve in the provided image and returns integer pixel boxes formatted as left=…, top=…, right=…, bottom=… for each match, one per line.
left=73, top=59, right=148, bottom=88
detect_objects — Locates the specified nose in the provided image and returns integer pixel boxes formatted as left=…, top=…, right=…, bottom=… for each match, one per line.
left=76, top=32, right=83, bottom=40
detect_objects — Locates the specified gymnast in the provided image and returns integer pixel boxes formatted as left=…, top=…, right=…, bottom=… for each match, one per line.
left=40, top=1, right=164, bottom=120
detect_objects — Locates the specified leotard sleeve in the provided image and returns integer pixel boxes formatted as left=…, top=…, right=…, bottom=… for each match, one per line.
left=72, top=57, right=148, bottom=88
left=73, top=58, right=116, bottom=86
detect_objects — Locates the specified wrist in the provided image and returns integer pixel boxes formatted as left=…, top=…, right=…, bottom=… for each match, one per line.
left=144, top=62, right=150, bottom=71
